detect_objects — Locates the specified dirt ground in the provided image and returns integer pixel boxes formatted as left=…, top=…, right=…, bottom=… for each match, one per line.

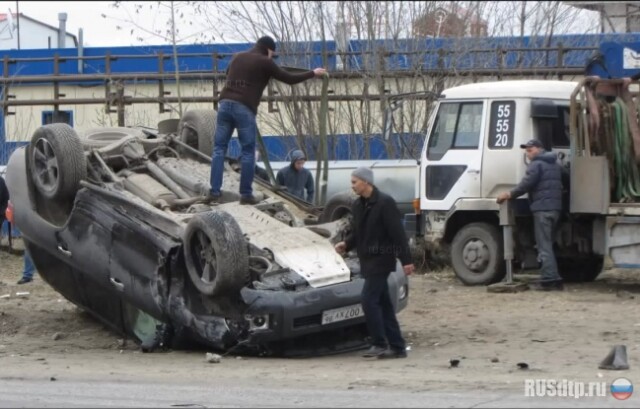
left=1, top=238, right=639, bottom=394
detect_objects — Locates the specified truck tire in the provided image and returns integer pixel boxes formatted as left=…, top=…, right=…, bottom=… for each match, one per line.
left=178, top=110, right=217, bottom=156
left=183, top=210, right=249, bottom=296
left=30, top=123, right=86, bottom=202
left=557, top=255, right=603, bottom=282
left=451, top=222, right=505, bottom=286
left=319, top=191, right=356, bottom=223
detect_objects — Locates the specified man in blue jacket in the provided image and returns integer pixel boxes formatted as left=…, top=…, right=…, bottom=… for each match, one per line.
left=276, top=149, right=314, bottom=203
left=497, top=139, right=564, bottom=291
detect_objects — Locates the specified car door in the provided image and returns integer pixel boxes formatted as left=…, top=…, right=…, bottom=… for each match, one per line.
left=420, top=100, right=486, bottom=211
left=108, top=211, right=179, bottom=320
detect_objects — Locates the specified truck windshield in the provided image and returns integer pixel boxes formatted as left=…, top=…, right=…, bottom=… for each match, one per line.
left=427, top=102, right=483, bottom=161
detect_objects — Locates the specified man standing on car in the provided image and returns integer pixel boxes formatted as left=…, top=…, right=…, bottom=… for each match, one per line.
left=276, top=149, right=314, bottom=203
left=496, top=139, right=564, bottom=291
left=209, top=35, right=326, bottom=205
left=334, top=167, right=414, bottom=359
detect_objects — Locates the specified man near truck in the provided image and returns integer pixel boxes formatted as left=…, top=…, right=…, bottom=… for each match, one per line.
left=496, top=139, right=564, bottom=291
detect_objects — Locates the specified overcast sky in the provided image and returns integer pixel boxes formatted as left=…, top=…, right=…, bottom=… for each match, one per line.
left=0, top=1, right=214, bottom=47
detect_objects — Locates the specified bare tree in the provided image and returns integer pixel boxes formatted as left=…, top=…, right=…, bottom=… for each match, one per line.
left=98, top=1, right=600, bottom=162
left=102, top=1, right=217, bottom=116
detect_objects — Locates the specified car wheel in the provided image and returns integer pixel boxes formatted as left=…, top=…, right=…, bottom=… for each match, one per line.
left=30, top=123, right=86, bottom=202
left=80, top=127, right=146, bottom=149
left=178, top=110, right=217, bottom=156
left=450, top=222, right=506, bottom=286
left=319, top=191, right=356, bottom=223
left=557, top=255, right=603, bottom=282
left=183, top=210, right=249, bottom=296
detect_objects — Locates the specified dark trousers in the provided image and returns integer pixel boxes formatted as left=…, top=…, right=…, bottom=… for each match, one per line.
left=533, top=210, right=561, bottom=282
left=361, top=273, right=405, bottom=351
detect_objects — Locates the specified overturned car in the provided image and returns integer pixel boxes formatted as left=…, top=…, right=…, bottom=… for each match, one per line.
left=5, top=111, right=409, bottom=356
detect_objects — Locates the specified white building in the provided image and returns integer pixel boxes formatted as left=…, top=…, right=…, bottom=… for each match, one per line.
left=565, top=1, right=640, bottom=33
left=0, top=12, right=77, bottom=50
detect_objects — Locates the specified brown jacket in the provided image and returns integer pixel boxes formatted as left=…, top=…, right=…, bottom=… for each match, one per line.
left=219, top=45, right=315, bottom=114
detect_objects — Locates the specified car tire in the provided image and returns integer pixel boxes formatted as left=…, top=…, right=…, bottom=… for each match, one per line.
left=557, top=255, right=603, bottom=282
left=80, top=127, right=146, bottom=149
left=183, top=210, right=249, bottom=296
left=319, top=191, right=356, bottom=223
left=451, top=222, right=506, bottom=286
left=29, top=123, right=86, bottom=202
left=178, top=110, right=217, bottom=156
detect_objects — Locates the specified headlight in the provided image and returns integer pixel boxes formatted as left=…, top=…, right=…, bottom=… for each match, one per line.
left=245, top=314, right=270, bottom=331
left=398, top=284, right=408, bottom=301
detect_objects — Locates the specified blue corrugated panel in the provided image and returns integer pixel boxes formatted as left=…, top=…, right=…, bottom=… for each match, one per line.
left=587, top=41, right=640, bottom=78
left=227, top=133, right=423, bottom=161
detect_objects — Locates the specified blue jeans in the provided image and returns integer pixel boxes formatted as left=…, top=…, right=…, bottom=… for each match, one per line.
left=23, top=248, right=35, bottom=280
left=361, top=273, right=406, bottom=351
left=209, top=100, right=258, bottom=198
left=533, top=210, right=561, bottom=282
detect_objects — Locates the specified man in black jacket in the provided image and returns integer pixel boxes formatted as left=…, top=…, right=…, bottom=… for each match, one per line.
left=209, top=35, right=326, bottom=205
left=335, top=167, right=414, bottom=359
left=497, top=139, right=564, bottom=291
left=0, top=174, right=8, bottom=232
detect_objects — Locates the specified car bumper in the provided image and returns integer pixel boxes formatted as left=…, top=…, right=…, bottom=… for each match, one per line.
left=239, top=268, right=409, bottom=344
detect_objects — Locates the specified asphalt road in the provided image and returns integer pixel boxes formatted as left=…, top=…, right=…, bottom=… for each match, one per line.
left=1, top=378, right=638, bottom=408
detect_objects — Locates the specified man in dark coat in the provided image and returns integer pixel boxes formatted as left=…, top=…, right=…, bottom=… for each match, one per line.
left=209, top=35, right=326, bottom=205
left=497, top=139, right=564, bottom=291
left=0, top=174, right=8, bottom=231
left=276, top=149, right=314, bottom=203
left=334, top=167, right=414, bottom=359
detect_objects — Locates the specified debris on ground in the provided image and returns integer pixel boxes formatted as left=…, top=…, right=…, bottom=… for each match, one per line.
left=205, top=353, right=222, bottom=364
left=599, top=345, right=630, bottom=370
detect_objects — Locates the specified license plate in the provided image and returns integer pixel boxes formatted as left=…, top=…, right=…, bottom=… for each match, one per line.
left=321, top=304, right=364, bottom=325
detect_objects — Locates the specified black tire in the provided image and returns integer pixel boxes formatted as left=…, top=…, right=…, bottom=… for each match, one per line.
left=557, top=255, right=603, bottom=282
left=319, top=191, right=357, bottom=223
left=80, top=127, right=145, bottom=149
left=183, top=210, right=249, bottom=296
left=30, top=123, right=86, bottom=202
left=450, top=222, right=505, bottom=286
left=178, top=110, right=217, bottom=156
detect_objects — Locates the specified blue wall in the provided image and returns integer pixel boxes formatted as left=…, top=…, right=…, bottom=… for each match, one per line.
left=2, top=33, right=640, bottom=164
left=3, top=33, right=640, bottom=76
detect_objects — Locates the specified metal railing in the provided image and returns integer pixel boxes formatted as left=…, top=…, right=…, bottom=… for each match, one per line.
left=0, top=43, right=596, bottom=125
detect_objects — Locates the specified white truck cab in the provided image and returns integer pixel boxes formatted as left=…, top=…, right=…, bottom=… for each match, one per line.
left=407, top=80, right=601, bottom=285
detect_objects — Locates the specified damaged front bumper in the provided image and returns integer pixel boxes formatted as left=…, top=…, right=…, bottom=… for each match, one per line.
left=238, top=269, right=409, bottom=345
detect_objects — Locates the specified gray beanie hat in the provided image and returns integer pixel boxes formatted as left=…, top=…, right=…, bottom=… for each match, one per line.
left=352, top=167, right=374, bottom=185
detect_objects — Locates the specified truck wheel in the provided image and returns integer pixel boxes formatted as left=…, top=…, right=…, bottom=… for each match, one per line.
left=183, top=210, right=249, bottom=296
left=178, top=110, right=217, bottom=156
left=30, top=123, right=86, bottom=202
left=451, top=222, right=505, bottom=286
left=319, top=191, right=356, bottom=223
left=557, top=255, right=603, bottom=282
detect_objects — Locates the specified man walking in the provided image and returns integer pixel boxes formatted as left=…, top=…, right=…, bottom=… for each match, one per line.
left=276, top=149, right=314, bottom=203
left=209, top=35, right=326, bottom=205
left=334, top=167, right=414, bottom=359
left=496, top=139, right=564, bottom=291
